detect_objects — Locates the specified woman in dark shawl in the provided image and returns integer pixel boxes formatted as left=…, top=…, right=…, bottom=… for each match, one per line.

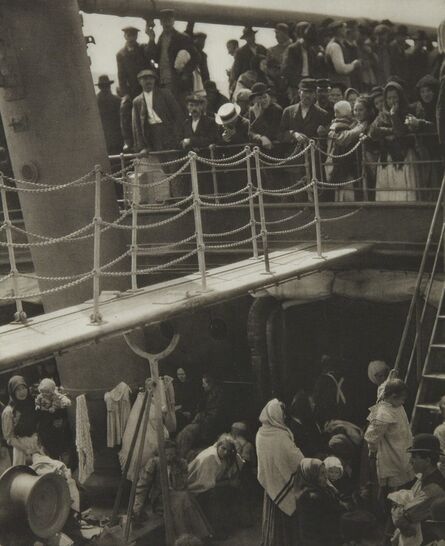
left=369, top=81, right=418, bottom=201
left=1, top=375, right=40, bottom=464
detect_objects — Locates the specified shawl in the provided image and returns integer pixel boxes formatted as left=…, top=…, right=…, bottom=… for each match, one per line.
left=75, top=394, right=94, bottom=484
left=299, top=457, right=323, bottom=488
left=7, top=375, right=38, bottom=438
left=187, top=444, right=227, bottom=493
left=256, top=399, right=304, bottom=516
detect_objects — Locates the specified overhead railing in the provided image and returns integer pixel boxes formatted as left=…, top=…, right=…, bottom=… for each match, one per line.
left=2, top=136, right=428, bottom=326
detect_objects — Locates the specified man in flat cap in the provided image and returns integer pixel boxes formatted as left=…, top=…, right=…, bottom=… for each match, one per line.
left=316, top=79, right=335, bottom=121
left=267, top=23, right=292, bottom=66
left=132, top=68, right=183, bottom=155
left=146, top=9, right=198, bottom=106
left=95, top=75, right=123, bottom=156
left=325, top=21, right=361, bottom=88
left=280, top=78, right=330, bottom=143
left=231, top=27, right=267, bottom=86
left=116, top=26, right=155, bottom=151
left=392, top=434, right=445, bottom=546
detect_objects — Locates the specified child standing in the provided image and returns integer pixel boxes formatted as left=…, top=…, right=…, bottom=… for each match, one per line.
left=364, top=379, right=415, bottom=493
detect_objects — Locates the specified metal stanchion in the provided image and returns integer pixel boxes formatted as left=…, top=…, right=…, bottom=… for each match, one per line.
left=209, top=145, right=220, bottom=204
left=245, top=146, right=258, bottom=259
left=360, top=138, right=369, bottom=201
left=130, top=160, right=140, bottom=291
left=253, top=147, right=271, bottom=273
left=189, top=152, right=207, bottom=290
left=309, top=141, right=323, bottom=257
left=0, top=175, right=27, bottom=323
left=304, top=145, right=313, bottom=203
left=90, top=165, right=103, bottom=323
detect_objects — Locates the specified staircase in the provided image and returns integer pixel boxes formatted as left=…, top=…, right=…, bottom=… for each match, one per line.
left=394, top=174, right=445, bottom=434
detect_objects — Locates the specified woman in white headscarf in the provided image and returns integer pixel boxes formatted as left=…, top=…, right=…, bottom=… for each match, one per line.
left=367, top=360, right=390, bottom=401
left=256, top=398, right=304, bottom=546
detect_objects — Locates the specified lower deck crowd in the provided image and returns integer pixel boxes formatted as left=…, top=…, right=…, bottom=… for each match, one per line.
left=1, top=357, right=445, bottom=545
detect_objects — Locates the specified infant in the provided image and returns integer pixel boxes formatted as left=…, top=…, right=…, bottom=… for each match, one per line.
left=35, top=378, right=71, bottom=413
left=324, top=455, right=344, bottom=484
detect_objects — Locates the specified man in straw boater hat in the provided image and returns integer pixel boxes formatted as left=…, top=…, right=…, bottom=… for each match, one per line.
left=116, top=25, right=155, bottom=151
left=215, top=102, right=250, bottom=146
left=95, top=75, right=123, bottom=155
left=392, top=434, right=445, bottom=546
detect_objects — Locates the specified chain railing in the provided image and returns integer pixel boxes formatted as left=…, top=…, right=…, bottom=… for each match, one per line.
left=0, top=137, right=397, bottom=326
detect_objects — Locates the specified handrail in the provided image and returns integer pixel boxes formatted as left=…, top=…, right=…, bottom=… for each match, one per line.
left=393, top=172, right=445, bottom=375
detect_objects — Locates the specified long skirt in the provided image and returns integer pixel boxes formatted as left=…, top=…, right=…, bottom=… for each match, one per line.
left=261, top=492, right=298, bottom=546
left=170, top=490, right=213, bottom=540
left=375, top=150, right=417, bottom=202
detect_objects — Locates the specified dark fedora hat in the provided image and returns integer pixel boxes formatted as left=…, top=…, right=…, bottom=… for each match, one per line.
left=241, top=26, right=257, bottom=39
left=159, top=8, right=175, bottom=18
left=95, top=74, right=114, bottom=86
left=250, top=82, right=271, bottom=98
left=215, top=102, right=241, bottom=125
left=407, top=433, right=445, bottom=455
left=299, top=78, right=317, bottom=92
left=0, top=465, right=71, bottom=539
left=316, top=78, right=332, bottom=90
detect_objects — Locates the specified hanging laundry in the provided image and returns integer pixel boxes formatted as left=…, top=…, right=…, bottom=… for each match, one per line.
left=75, top=394, right=94, bottom=484
left=104, top=382, right=131, bottom=448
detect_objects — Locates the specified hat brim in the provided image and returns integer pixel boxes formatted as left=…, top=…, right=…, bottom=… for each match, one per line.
left=406, top=447, right=445, bottom=455
left=95, top=80, right=114, bottom=86
left=215, top=103, right=241, bottom=125
left=137, top=72, right=158, bottom=80
left=250, top=87, right=271, bottom=98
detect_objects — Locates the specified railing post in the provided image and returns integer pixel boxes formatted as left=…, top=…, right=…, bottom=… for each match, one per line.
left=0, top=175, right=27, bottom=323
left=189, top=152, right=207, bottom=290
left=90, top=164, right=102, bottom=324
left=415, top=293, right=422, bottom=381
left=209, top=145, right=220, bottom=204
left=310, top=140, right=323, bottom=257
left=253, top=147, right=271, bottom=273
left=245, top=146, right=258, bottom=259
left=130, top=160, right=140, bottom=291
left=360, top=137, right=369, bottom=201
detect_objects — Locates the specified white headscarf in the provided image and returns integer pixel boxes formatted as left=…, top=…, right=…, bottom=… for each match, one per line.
left=256, top=399, right=304, bottom=516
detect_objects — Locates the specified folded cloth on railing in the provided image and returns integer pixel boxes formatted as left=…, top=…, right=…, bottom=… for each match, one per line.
left=75, top=394, right=94, bottom=484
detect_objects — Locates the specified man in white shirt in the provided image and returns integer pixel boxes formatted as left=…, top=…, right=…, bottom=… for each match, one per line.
left=325, top=21, right=360, bottom=88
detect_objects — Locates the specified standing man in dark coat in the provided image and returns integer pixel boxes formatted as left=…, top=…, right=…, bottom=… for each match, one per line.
left=116, top=26, right=153, bottom=151
left=280, top=78, right=330, bottom=143
left=248, top=82, right=282, bottom=148
left=147, top=9, right=198, bottom=106
left=95, top=75, right=123, bottom=155
left=193, top=31, right=210, bottom=85
left=316, top=79, right=335, bottom=122
left=231, top=27, right=267, bottom=85
left=131, top=68, right=183, bottom=154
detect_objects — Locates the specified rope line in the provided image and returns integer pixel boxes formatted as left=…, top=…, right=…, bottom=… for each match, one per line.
left=267, top=219, right=317, bottom=235
left=102, top=204, right=194, bottom=230
left=320, top=208, right=362, bottom=223
left=261, top=181, right=314, bottom=197
left=206, top=233, right=261, bottom=250
left=1, top=171, right=95, bottom=192
left=317, top=176, right=363, bottom=188
left=101, top=249, right=198, bottom=277
left=200, top=193, right=259, bottom=208
left=203, top=222, right=251, bottom=238
left=257, top=210, right=306, bottom=226
left=312, top=137, right=365, bottom=159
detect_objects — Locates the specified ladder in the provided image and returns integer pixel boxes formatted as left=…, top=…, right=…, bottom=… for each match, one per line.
left=394, top=173, right=445, bottom=434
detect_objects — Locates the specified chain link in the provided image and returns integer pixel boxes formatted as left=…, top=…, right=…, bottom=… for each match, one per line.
left=102, top=204, right=194, bottom=230
left=267, top=219, right=317, bottom=235
left=136, top=193, right=193, bottom=210
left=317, top=176, right=363, bottom=188
left=1, top=171, right=95, bottom=193
left=136, top=234, right=196, bottom=254
left=257, top=210, right=306, bottom=226
left=259, top=142, right=312, bottom=165
left=200, top=193, right=258, bottom=208
left=320, top=208, right=362, bottom=223
left=312, top=137, right=365, bottom=159
left=101, top=249, right=198, bottom=277
left=206, top=233, right=261, bottom=250
left=199, top=185, right=249, bottom=200
left=203, top=222, right=251, bottom=238
left=261, top=181, right=314, bottom=197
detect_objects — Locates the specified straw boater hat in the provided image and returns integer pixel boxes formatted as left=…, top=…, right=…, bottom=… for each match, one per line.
left=215, top=102, right=241, bottom=125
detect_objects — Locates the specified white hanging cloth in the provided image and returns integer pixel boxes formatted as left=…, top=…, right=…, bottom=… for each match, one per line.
left=75, top=394, right=94, bottom=484
left=104, top=382, right=132, bottom=448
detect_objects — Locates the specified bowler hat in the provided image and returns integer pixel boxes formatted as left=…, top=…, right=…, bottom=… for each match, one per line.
left=241, top=26, right=257, bottom=40
left=137, top=68, right=158, bottom=80
left=0, top=465, right=70, bottom=539
left=316, top=78, right=332, bottom=90
left=122, top=26, right=139, bottom=34
left=215, top=102, right=241, bottom=125
left=95, top=74, right=114, bottom=86
left=407, top=433, right=444, bottom=455
left=186, top=92, right=206, bottom=103
left=250, top=82, right=270, bottom=98
left=299, top=78, right=317, bottom=92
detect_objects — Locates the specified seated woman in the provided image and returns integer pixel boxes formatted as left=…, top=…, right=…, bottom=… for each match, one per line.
left=297, top=458, right=345, bottom=546
left=133, top=440, right=212, bottom=542
left=369, top=81, right=418, bottom=202
left=176, top=373, right=225, bottom=459
left=188, top=435, right=240, bottom=539
left=1, top=375, right=41, bottom=465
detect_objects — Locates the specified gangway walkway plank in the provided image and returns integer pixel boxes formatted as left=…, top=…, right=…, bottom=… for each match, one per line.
left=0, top=242, right=371, bottom=370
